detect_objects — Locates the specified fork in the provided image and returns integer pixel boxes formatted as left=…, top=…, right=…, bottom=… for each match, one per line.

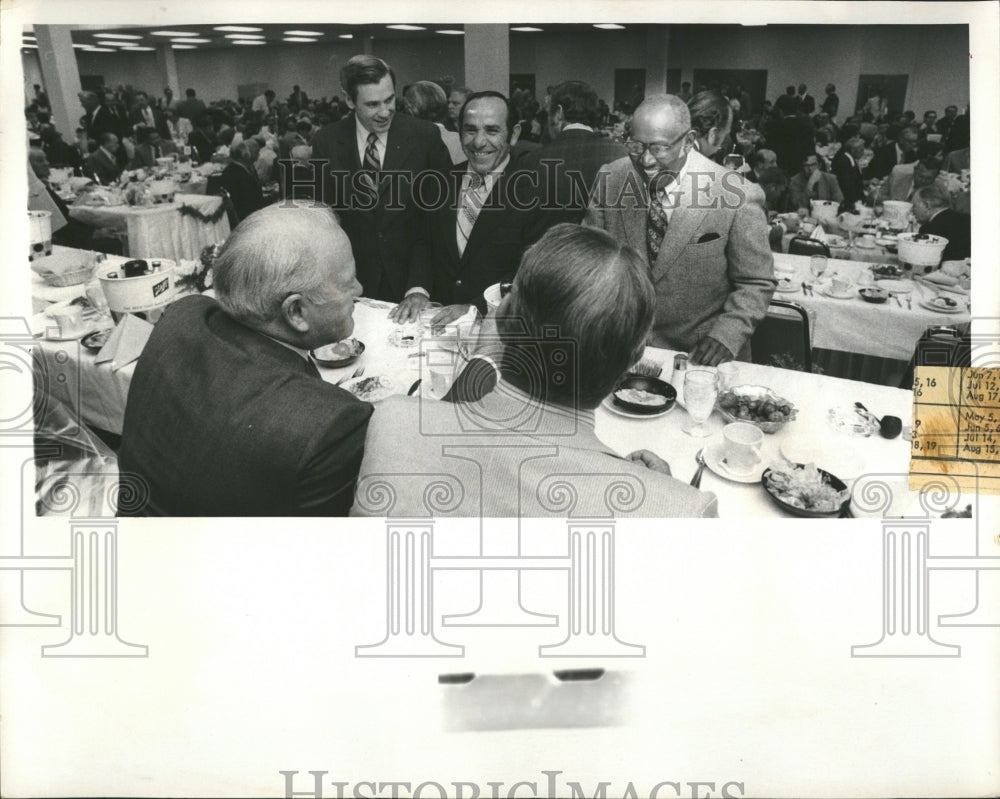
left=335, top=366, right=364, bottom=386
left=889, top=292, right=902, bottom=308
left=690, top=448, right=707, bottom=488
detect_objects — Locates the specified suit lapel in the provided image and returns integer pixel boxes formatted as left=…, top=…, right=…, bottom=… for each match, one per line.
left=616, top=166, right=646, bottom=256
left=652, top=187, right=705, bottom=282
left=335, top=116, right=362, bottom=172
left=381, top=116, right=415, bottom=172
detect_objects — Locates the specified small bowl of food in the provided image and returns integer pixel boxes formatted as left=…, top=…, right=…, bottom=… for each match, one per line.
left=312, top=338, right=365, bottom=368
left=716, top=385, right=797, bottom=433
left=858, top=287, right=889, bottom=304
left=871, top=263, right=904, bottom=279
left=761, top=462, right=850, bottom=518
left=612, top=375, right=677, bottom=415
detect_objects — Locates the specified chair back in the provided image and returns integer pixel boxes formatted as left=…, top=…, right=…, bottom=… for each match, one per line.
left=205, top=175, right=240, bottom=229
left=788, top=236, right=832, bottom=258
left=898, top=324, right=971, bottom=389
left=751, top=299, right=813, bottom=372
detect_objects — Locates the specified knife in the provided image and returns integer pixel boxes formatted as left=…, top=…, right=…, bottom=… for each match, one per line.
left=407, top=379, right=422, bottom=396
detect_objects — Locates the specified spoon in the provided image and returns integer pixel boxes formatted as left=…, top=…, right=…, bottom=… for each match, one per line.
left=854, top=401, right=902, bottom=439
left=690, top=449, right=707, bottom=488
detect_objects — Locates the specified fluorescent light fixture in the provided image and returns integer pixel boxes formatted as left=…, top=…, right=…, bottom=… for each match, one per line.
left=100, top=40, right=143, bottom=47
left=214, top=25, right=262, bottom=32
left=224, top=33, right=264, bottom=39
left=170, top=38, right=211, bottom=44
left=23, top=44, right=38, bottom=49
left=121, top=46, right=156, bottom=51
left=436, top=29, right=464, bottom=35
left=284, top=30, right=323, bottom=36
left=593, top=23, right=625, bottom=30
left=150, top=30, right=200, bottom=37
left=283, top=37, right=317, bottom=42
left=23, top=34, right=37, bottom=40
left=94, top=32, right=143, bottom=39
left=72, top=43, right=89, bottom=49
left=338, top=33, right=353, bottom=39
left=511, top=26, right=543, bottom=32
left=386, top=24, right=425, bottom=31
left=232, top=40, right=266, bottom=45
left=82, top=47, right=115, bottom=52
left=171, top=44, right=197, bottom=49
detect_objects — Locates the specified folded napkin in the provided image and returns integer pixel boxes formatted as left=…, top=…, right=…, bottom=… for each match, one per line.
left=810, top=225, right=828, bottom=243
left=95, top=313, right=154, bottom=371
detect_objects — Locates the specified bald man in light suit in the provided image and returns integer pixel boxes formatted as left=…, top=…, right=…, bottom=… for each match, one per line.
left=585, top=94, right=775, bottom=365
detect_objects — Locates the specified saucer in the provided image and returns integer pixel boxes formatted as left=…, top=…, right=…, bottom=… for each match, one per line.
left=818, top=285, right=855, bottom=300
left=775, top=278, right=798, bottom=293
left=601, top=394, right=674, bottom=419
left=918, top=297, right=964, bottom=314
left=702, top=439, right=764, bottom=483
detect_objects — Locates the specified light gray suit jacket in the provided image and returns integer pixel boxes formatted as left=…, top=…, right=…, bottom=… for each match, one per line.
left=351, top=381, right=718, bottom=519
left=584, top=150, right=775, bottom=356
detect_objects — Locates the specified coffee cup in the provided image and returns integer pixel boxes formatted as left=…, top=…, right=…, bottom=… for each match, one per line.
left=722, top=422, right=764, bottom=472
left=716, top=362, right=740, bottom=391
left=50, top=305, right=84, bottom=338
left=831, top=275, right=851, bottom=294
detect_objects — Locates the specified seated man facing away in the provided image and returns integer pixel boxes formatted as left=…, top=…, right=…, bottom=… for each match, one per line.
left=119, top=205, right=372, bottom=516
left=351, top=223, right=719, bottom=519
left=913, top=184, right=971, bottom=261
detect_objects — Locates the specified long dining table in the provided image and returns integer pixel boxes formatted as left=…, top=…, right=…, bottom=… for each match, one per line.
left=31, top=253, right=936, bottom=518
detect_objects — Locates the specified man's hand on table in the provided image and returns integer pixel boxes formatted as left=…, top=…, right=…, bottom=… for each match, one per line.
left=429, top=303, right=476, bottom=333
left=625, top=449, right=671, bottom=476
left=388, top=293, right=429, bottom=324
left=690, top=336, right=734, bottom=367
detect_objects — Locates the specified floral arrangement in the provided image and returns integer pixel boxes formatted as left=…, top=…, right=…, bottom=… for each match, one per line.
left=174, top=243, right=218, bottom=293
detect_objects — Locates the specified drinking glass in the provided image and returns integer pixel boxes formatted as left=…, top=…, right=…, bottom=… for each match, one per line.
left=683, top=369, right=719, bottom=437
left=723, top=153, right=744, bottom=171
left=810, top=255, right=828, bottom=279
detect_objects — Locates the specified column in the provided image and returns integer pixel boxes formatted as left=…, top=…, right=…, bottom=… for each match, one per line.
left=42, top=520, right=148, bottom=657
left=464, top=25, right=509, bottom=94
left=540, top=523, right=645, bottom=657
left=643, top=25, right=670, bottom=98
left=851, top=521, right=959, bottom=657
left=33, top=25, right=83, bottom=140
left=155, top=43, right=180, bottom=99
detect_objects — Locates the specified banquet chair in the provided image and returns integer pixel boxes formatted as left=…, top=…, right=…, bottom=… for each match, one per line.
left=787, top=236, right=831, bottom=258
left=898, top=324, right=971, bottom=390
left=205, top=175, right=240, bottom=229
left=750, top=299, right=813, bottom=372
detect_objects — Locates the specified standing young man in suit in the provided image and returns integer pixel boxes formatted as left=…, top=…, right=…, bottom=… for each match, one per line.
left=585, top=94, right=775, bottom=365
left=118, top=205, right=372, bottom=516
left=310, top=55, right=452, bottom=319
left=425, top=91, right=536, bottom=327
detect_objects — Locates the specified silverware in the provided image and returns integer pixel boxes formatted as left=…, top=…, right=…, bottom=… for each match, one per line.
left=801, top=281, right=808, bottom=296
left=407, top=379, right=422, bottom=396
left=690, top=448, right=707, bottom=488
left=906, top=295, right=912, bottom=310
left=335, top=366, right=364, bottom=386
left=890, top=292, right=902, bottom=307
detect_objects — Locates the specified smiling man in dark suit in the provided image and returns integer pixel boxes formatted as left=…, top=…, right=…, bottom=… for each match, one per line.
left=309, top=55, right=452, bottom=321
left=118, top=204, right=372, bottom=516
left=585, top=94, right=775, bottom=365
left=425, top=91, right=536, bottom=327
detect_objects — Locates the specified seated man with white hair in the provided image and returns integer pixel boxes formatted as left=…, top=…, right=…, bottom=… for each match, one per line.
left=352, top=223, right=718, bottom=518
left=119, top=205, right=372, bottom=516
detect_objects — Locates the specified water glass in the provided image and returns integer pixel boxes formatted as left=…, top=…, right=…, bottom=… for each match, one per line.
left=810, top=255, right=828, bottom=279
left=723, top=153, right=744, bottom=171
left=683, top=369, right=719, bottom=437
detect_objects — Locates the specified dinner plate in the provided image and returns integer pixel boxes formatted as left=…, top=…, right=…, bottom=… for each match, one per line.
left=874, top=278, right=914, bottom=294
left=824, top=235, right=848, bottom=248
left=917, top=298, right=965, bottom=314
left=874, top=236, right=898, bottom=248
left=702, top=439, right=764, bottom=483
left=601, top=394, right=673, bottom=419
left=341, top=375, right=396, bottom=402
left=81, top=328, right=114, bottom=352
left=817, top=286, right=855, bottom=300
left=853, top=238, right=878, bottom=249
left=774, top=279, right=798, bottom=293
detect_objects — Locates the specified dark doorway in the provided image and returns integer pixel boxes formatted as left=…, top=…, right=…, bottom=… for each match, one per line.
left=80, top=75, right=105, bottom=93
left=614, top=68, right=646, bottom=114
left=692, top=69, right=768, bottom=118
left=509, top=73, right=536, bottom=98
left=856, top=74, right=909, bottom=119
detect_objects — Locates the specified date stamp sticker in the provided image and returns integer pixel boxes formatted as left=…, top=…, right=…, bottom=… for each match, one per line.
left=910, top=366, right=1000, bottom=494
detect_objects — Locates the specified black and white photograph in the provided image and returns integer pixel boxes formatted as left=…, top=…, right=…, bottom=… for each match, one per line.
left=2, top=1, right=998, bottom=796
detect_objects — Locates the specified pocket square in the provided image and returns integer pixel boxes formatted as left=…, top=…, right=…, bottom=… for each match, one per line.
left=696, top=232, right=722, bottom=243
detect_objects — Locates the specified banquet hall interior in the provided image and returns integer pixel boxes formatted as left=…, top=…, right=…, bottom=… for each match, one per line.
left=20, top=21, right=979, bottom=518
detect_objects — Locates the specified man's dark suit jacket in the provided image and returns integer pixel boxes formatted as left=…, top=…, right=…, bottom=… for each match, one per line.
left=310, top=112, right=452, bottom=302
left=869, top=142, right=914, bottom=180
left=831, top=149, right=865, bottom=210
left=129, top=105, right=170, bottom=139
left=921, top=209, right=971, bottom=261
left=83, top=148, right=122, bottom=185
left=174, top=97, right=207, bottom=122
left=188, top=129, right=217, bottom=164
left=428, top=162, right=535, bottom=313
left=219, top=161, right=265, bottom=223
left=86, top=105, right=126, bottom=142
left=118, top=295, right=373, bottom=516
left=129, top=140, right=179, bottom=170
left=517, top=127, right=627, bottom=240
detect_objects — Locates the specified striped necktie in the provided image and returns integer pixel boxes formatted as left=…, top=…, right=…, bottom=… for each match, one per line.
left=456, top=172, right=485, bottom=257
left=363, top=132, right=380, bottom=174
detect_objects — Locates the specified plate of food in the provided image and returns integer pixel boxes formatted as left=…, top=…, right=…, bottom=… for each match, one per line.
left=341, top=375, right=395, bottom=403
left=312, top=338, right=365, bottom=368
left=716, top=385, right=797, bottom=433
left=918, top=295, right=964, bottom=314
left=81, top=327, right=114, bottom=352
left=607, top=375, right=676, bottom=417
left=871, top=263, right=904, bottom=279
left=761, top=462, right=851, bottom=518
left=824, top=234, right=848, bottom=248
left=774, top=276, right=798, bottom=293
left=858, top=287, right=889, bottom=304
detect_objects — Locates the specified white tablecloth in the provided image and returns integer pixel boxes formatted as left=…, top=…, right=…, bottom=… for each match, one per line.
left=772, top=253, right=970, bottom=360
left=68, top=192, right=230, bottom=260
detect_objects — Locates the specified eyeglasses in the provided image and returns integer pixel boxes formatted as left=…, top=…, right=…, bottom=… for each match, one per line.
left=625, top=128, right=691, bottom=158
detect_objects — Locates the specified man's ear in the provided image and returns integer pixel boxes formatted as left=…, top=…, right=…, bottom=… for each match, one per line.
left=509, top=122, right=521, bottom=147
left=280, top=293, right=310, bottom=333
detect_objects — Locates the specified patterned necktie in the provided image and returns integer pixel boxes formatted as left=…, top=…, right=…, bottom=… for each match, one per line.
left=456, top=172, right=485, bottom=257
left=361, top=132, right=380, bottom=195
left=646, top=190, right=668, bottom=267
